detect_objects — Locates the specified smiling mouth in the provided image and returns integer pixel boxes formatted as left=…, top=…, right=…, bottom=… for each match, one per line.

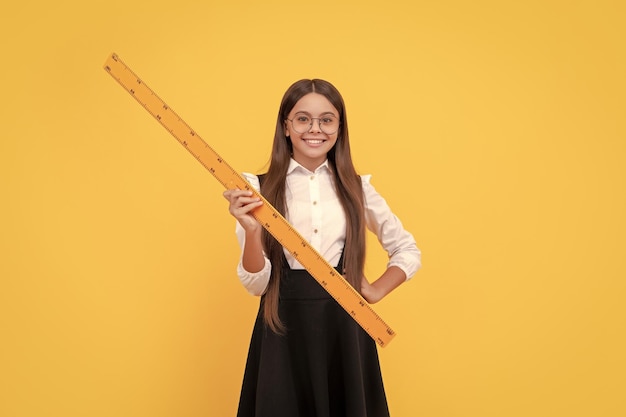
left=303, top=138, right=326, bottom=145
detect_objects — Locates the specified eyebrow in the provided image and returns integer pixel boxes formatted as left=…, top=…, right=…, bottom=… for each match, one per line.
left=294, top=110, right=338, bottom=117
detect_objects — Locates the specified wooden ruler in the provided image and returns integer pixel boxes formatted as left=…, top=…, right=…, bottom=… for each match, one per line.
left=103, top=53, right=396, bottom=347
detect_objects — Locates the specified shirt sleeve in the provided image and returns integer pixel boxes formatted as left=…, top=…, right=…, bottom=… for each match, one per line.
left=362, top=175, right=421, bottom=280
left=234, top=173, right=271, bottom=296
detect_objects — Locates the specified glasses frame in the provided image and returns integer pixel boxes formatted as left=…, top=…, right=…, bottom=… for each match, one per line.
left=285, top=113, right=340, bottom=135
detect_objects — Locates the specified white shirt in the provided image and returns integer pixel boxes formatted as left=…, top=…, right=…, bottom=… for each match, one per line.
left=236, top=158, right=421, bottom=295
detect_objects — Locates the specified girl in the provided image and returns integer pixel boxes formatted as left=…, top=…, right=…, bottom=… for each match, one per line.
left=223, top=79, right=421, bottom=417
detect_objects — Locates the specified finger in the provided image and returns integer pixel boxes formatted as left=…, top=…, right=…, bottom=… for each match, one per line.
left=234, top=199, right=263, bottom=214
left=224, top=190, right=253, bottom=204
left=231, top=190, right=256, bottom=201
left=233, top=194, right=262, bottom=207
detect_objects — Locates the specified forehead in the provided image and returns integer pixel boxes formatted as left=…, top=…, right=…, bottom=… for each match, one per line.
left=291, top=93, right=339, bottom=116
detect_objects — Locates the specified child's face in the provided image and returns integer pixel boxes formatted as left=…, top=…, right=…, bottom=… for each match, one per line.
left=285, top=93, right=340, bottom=172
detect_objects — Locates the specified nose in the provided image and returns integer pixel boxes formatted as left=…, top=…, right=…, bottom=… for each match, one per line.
left=308, top=118, right=322, bottom=132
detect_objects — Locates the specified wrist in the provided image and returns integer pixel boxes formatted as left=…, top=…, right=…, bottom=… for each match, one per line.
left=361, top=279, right=383, bottom=304
left=244, top=223, right=262, bottom=236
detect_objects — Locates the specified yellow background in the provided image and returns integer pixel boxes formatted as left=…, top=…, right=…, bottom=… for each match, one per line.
left=1, top=0, right=624, bottom=416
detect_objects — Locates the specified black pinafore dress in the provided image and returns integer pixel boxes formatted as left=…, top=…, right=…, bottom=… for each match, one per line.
left=236, top=251, right=390, bottom=417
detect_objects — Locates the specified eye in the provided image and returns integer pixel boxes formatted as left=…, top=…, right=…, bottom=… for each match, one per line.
left=321, top=117, right=334, bottom=124
left=296, top=115, right=310, bottom=123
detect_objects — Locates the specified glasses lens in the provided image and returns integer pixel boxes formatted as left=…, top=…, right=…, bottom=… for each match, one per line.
left=291, top=115, right=312, bottom=133
left=320, top=115, right=339, bottom=134
left=289, top=114, right=339, bottom=134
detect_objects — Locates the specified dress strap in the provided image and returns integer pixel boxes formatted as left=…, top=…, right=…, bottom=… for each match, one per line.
left=257, top=173, right=267, bottom=188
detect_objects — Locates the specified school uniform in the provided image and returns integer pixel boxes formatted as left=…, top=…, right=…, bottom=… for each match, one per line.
left=234, top=159, right=421, bottom=417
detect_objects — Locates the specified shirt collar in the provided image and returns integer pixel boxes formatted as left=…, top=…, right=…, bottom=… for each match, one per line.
left=287, top=158, right=332, bottom=175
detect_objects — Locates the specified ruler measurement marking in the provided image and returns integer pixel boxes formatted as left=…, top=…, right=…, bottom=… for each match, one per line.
left=103, top=53, right=395, bottom=347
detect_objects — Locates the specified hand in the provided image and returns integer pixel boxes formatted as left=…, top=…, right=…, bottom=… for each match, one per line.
left=222, top=189, right=263, bottom=232
left=360, top=276, right=384, bottom=304
left=359, top=267, right=407, bottom=304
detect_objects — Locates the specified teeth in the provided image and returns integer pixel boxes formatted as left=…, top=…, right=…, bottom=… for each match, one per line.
left=305, top=139, right=324, bottom=144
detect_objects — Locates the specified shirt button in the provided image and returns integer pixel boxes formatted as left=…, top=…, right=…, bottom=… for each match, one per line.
left=310, top=176, right=315, bottom=180
left=313, top=201, right=317, bottom=205
left=314, top=229, right=318, bottom=234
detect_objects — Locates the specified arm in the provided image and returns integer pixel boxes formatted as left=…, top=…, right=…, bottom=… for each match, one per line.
left=223, top=173, right=271, bottom=295
left=360, top=175, right=422, bottom=303
left=223, top=188, right=265, bottom=272
left=360, top=266, right=407, bottom=304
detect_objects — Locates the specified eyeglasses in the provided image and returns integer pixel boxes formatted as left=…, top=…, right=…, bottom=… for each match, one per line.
left=286, top=113, right=340, bottom=135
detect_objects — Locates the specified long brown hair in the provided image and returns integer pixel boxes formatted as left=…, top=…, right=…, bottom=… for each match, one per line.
left=260, top=79, right=366, bottom=333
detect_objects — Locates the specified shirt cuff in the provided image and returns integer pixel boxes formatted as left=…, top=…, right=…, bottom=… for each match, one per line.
left=387, top=244, right=422, bottom=280
left=237, top=257, right=271, bottom=296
